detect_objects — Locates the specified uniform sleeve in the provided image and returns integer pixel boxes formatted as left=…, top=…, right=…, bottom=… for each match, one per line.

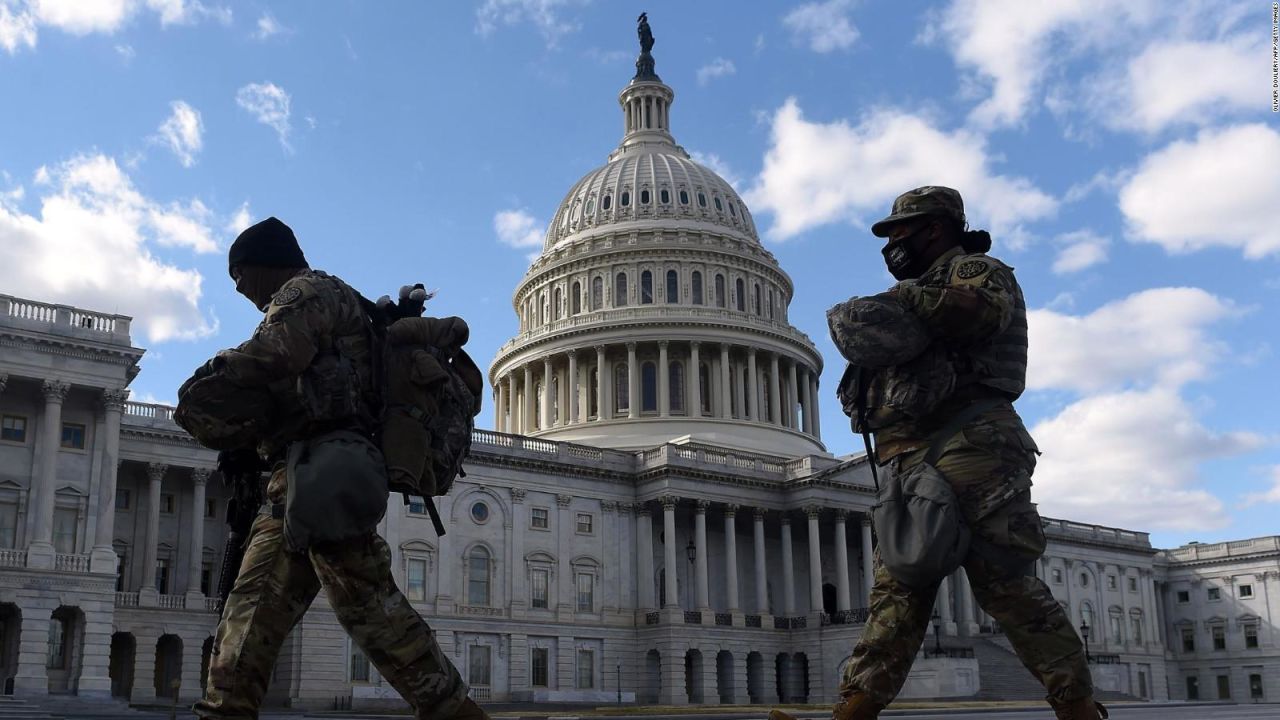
left=895, top=257, right=1016, bottom=343
left=216, top=278, right=331, bottom=388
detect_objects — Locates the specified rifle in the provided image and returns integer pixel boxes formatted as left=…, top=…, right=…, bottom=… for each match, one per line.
left=214, top=450, right=265, bottom=616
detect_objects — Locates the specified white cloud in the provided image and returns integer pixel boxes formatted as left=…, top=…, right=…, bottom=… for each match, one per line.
left=251, top=11, right=286, bottom=40
left=155, top=100, right=203, bottom=168
left=29, top=0, right=131, bottom=34
left=1028, top=287, right=1239, bottom=394
left=1051, top=229, right=1109, bottom=274
left=114, top=42, right=134, bottom=60
left=1030, top=388, right=1261, bottom=531
left=1119, top=124, right=1280, bottom=259
left=226, top=200, right=250, bottom=235
left=143, top=0, right=230, bottom=27
left=0, top=2, right=37, bottom=52
left=689, top=151, right=741, bottom=191
left=1243, top=466, right=1280, bottom=504
left=783, top=0, right=859, bottom=53
left=475, top=0, right=585, bottom=49
left=494, top=209, right=545, bottom=253
left=745, top=99, right=1056, bottom=241
left=696, top=57, right=736, bottom=86
left=0, top=154, right=218, bottom=343
left=1, top=0, right=229, bottom=53
left=235, top=82, right=292, bottom=152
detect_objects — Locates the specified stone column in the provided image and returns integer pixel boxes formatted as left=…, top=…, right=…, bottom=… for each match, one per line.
left=746, top=349, right=758, bottom=421
left=541, top=357, right=553, bottom=430
left=860, top=517, right=874, bottom=606
left=753, top=508, right=768, bottom=615
left=12, top=611, right=51, bottom=695
left=724, top=505, right=740, bottom=612
left=786, top=360, right=799, bottom=429
left=719, top=344, right=731, bottom=419
left=595, top=346, right=607, bottom=420
left=939, top=575, right=955, bottom=634
left=90, top=388, right=128, bottom=574
left=661, top=496, right=679, bottom=609
left=186, top=468, right=210, bottom=600
left=140, top=463, right=166, bottom=602
left=658, top=340, right=670, bottom=417
left=636, top=504, right=655, bottom=609
left=523, top=364, right=535, bottom=432
left=496, top=377, right=507, bottom=432
left=566, top=350, right=578, bottom=425
left=810, top=375, right=822, bottom=439
left=834, top=512, right=851, bottom=612
left=627, top=342, right=639, bottom=419
left=805, top=506, right=823, bottom=613
left=956, top=569, right=978, bottom=635
left=26, top=379, right=70, bottom=568
left=689, top=342, right=701, bottom=418
left=780, top=515, right=795, bottom=617
left=769, top=354, right=782, bottom=425
left=694, top=500, right=710, bottom=611
left=800, top=367, right=814, bottom=434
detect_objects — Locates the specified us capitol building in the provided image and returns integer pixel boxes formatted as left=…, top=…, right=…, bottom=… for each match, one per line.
left=0, top=25, right=1276, bottom=713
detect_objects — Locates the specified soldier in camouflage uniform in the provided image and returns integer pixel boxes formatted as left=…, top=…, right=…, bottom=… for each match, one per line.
left=772, top=188, right=1106, bottom=720
left=186, top=217, right=486, bottom=720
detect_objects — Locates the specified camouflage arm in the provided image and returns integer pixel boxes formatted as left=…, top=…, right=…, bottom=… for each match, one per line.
left=896, top=263, right=1016, bottom=343
left=217, top=279, right=331, bottom=388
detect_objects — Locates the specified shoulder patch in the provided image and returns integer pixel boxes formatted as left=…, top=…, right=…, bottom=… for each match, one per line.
left=955, top=259, right=990, bottom=280
left=272, top=286, right=303, bottom=306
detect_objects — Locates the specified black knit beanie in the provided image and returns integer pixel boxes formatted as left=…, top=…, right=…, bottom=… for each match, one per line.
left=227, top=217, right=309, bottom=278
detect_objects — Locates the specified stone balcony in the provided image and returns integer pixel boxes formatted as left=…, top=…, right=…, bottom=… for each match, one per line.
left=0, top=294, right=133, bottom=343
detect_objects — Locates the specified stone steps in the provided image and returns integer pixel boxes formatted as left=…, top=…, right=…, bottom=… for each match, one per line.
left=0, top=695, right=165, bottom=720
left=968, top=636, right=1142, bottom=703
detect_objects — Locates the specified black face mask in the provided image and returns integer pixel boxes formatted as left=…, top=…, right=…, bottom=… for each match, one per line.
left=881, top=226, right=932, bottom=281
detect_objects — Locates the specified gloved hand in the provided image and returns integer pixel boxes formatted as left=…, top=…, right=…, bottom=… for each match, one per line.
left=178, top=355, right=226, bottom=399
left=216, top=448, right=265, bottom=480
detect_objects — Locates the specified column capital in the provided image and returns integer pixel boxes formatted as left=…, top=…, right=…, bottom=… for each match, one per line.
left=601, top=500, right=618, bottom=514
left=625, top=341, right=637, bottom=351
left=659, top=495, right=679, bottom=511
left=832, top=509, right=849, bottom=523
left=567, top=348, right=578, bottom=357
left=780, top=513, right=792, bottom=526
left=690, top=340, right=700, bottom=350
left=633, top=501, right=651, bottom=517
left=617, top=502, right=633, bottom=516
left=724, top=503, right=740, bottom=518
left=510, top=488, right=527, bottom=504
left=695, top=499, right=710, bottom=513
left=555, top=494, right=572, bottom=507
left=804, top=505, right=822, bottom=519
left=747, top=347, right=757, bottom=357
left=41, top=379, right=70, bottom=403
left=594, top=345, right=607, bottom=354
left=146, top=463, right=168, bottom=483
left=861, top=515, right=872, bottom=528
left=101, top=387, right=130, bottom=411
left=658, top=339, right=669, bottom=349
left=753, top=506, right=767, bottom=521
left=191, top=467, right=212, bottom=486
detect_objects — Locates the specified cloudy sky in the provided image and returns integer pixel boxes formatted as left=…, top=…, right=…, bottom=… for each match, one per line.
left=0, top=0, right=1276, bottom=548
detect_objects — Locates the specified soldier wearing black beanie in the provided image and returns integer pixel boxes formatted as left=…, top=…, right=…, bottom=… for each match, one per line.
left=227, top=216, right=308, bottom=278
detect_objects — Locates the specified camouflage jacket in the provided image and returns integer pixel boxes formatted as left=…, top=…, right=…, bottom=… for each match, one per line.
left=874, top=247, right=1031, bottom=460
left=216, top=270, right=379, bottom=460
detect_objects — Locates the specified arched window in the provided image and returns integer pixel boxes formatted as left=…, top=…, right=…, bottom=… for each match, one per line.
left=591, top=276, right=603, bottom=310
left=640, top=189, right=651, bottom=204
left=602, top=195, right=612, bottom=211
left=615, top=272, right=629, bottom=307
left=761, top=373, right=771, bottom=419
left=754, top=283, right=762, bottom=315
left=640, top=270, right=653, bottom=304
left=570, top=200, right=581, bottom=223
left=533, top=382, right=543, bottom=430
left=729, top=202, right=738, bottom=217
left=714, top=274, right=726, bottom=308
left=621, top=191, right=631, bottom=207
left=660, top=189, right=670, bottom=204
left=735, top=278, right=745, bottom=311
left=550, top=375, right=559, bottom=426
left=665, top=270, right=678, bottom=303
left=1080, top=602, right=1095, bottom=631
left=699, top=363, right=712, bottom=413
left=572, top=281, right=582, bottom=314
left=538, top=293, right=546, bottom=325
left=669, top=361, right=684, bottom=413
left=614, top=363, right=629, bottom=412
left=697, top=192, right=707, bottom=208
left=768, top=289, right=775, bottom=319
left=468, top=547, right=491, bottom=605
left=553, top=287, right=562, bottom=320
left=714, top=196, right=723, bottom=212
left=1130, top=610, right=1143, bottom=644
left=691, top=271, right=703, bottom=305
left=1109, top=608, right=1123, bottom=644
left=585, top=196, right=595, bottom=214
left=641, top=362, right=657, bottom=412
left=590, top=367, right=599, bottom=418
left=679, top=190, right=689, bottom=205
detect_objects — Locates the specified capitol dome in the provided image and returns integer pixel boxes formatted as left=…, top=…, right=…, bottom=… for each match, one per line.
left=489, top=31, right=826, bottom=458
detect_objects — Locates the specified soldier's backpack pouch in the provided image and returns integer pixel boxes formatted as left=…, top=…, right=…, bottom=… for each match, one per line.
left=283, top=429, right=389, bottom=551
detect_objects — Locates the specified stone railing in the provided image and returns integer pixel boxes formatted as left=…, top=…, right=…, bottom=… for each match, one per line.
left=1088, top=654, right=1122, bottom=665
left=745, top=614, right=762, bottom=628
left=204, top=597, right=221, bottom=612
left=645, top=611, right=660, bottom=625
left=1, top=294, right=130, bottom=337
left=470, top=429, right=634, bottom=471
left=54, top=553, right=90, bottom=572
left=1041, top=517, right=1151, bottom=548
left=457, top=605, right=505, bottom=618
left=158, top=594, right=186, bottom=609
left=115, top=592, right=140, bottom=607
left=1165, top=536, right=1280, bottom=562
left=469, top=686, right=492, bottom=701
left=0, top=549, right=26, bottom=568
left=123, top=401, right=176, bottom=422
left=714, top=613, right=732, bottom=626
left=683, top=610, right=702, bottom=624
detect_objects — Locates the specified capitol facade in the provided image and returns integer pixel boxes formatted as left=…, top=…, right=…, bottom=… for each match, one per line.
left=0, top=33, right=1277, bottom=713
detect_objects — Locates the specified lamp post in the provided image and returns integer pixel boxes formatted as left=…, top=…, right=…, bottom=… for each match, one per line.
left=685, top=539, right=696, bottom=609
left=1079, top=621, right=1091, bottom=663
left=931, top=609, right=942, bottom=653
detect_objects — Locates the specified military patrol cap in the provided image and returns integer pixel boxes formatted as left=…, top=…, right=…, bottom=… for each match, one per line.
left=228, top=216, right=308, bottom=278
left=871, top=186, right=966, bottom=237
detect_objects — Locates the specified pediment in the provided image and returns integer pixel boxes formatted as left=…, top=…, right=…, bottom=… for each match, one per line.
left=54, top=484, right=87, bottom=497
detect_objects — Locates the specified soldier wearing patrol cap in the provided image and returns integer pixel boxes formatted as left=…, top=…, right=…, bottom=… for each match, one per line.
left=771, top=187, right=1107, bottom=720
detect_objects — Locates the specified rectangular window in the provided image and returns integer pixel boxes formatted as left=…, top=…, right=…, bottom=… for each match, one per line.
left=1107, top=575, right=1117, bottom=590
left=531, top=647, right=549, bottom=687
left=576, top=573, right=593, bottom=612
left=1128, top=577, right=1138, bottom=592
left=0, top=502, right=17, bottom=549
left=199, top=563, right=212, bottom=596
left=407, top=496, right=427, bottom=515
left=1245, top=625, right=1258, bottom=649
left=531, top=508, right=549, bottom=529
left=1131, top=616, right=1143, bottom=644
left=1239, top=584, right=1253, bottom=599
left=1217, top=674, right=1230, bottom=700
left=115, top=554, right=127, bottom=592
left=576, top=649, right=595, bottom=689
left=1250, top=673, right=1264, bottom=699
left=1212, top=626, right=1226, bottom=651
left=0, top=415, right=27, bottom=443
left=467, top=554, right=490, bottom=606
left=575, top=513, right=593, bottom=534
left=1110, top=614, right=1122, bottom=644
left=407, top=559, right=427, bottom=601
left=155, top=558, right=170, bottom=595
left=115, top=489, right=131, bottom=510
left=60, top=423, right=85, bottom=449
left=52, top=507, right=77, bottom=554
left=469, top=646, right=492, bottom=686
left=1181, top=627, right=1195, bottom=652
left=1186, top=676, right=1199, bottom=700
left=204, top=498, right=217, bottom=519
left=1207, top=587, right=1221, bottom=601
left=46, top=618, right=67, bottom=669
left=1176, top=590, right=1190, bottom=604
left=160, top=494, right=175, bottom=514
left=1051, top=568, right=1063, bottom=583
left=531, top=569, right=549, bottom=609
left=350, top=646, right=370, bottom=683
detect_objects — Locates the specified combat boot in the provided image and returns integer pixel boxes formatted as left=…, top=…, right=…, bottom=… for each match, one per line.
left=768, top=692, right=884, bottom=720
left=1048, top=694, right=1108, bottom=720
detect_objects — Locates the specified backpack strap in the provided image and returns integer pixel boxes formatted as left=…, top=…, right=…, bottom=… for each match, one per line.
left=853, top=367, right=881, bottom=494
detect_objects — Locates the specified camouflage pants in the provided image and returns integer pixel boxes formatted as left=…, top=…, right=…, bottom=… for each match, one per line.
left=842, top=411, right=1092, bottom=706
left=193, top=468, right=465, bottom=720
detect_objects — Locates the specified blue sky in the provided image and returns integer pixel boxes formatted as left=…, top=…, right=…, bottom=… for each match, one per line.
left=0, top=0, right=1276, bottom=548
